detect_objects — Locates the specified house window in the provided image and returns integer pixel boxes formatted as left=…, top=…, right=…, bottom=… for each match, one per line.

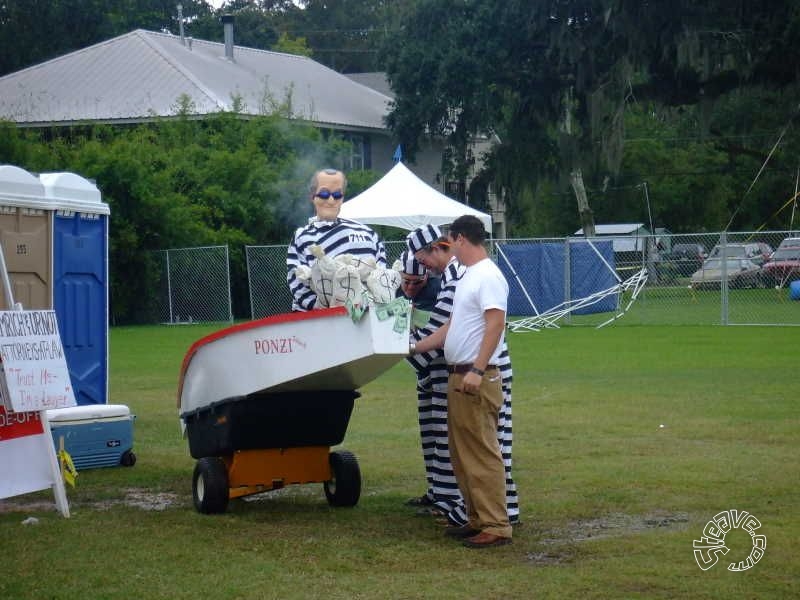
left=445, top=180, right=466, bottom=202
left=341, top=133, right=370, bottom=171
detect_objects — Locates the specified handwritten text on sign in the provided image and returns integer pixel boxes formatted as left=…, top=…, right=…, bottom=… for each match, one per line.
left=0, top=311, right=76, bottom=412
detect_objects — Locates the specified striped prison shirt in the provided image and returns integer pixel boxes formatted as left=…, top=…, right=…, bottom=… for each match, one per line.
left=287, top=217, right=386, bottom=311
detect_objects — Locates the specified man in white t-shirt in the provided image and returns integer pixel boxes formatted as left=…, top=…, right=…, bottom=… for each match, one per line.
left=412, top=215, right=512, bottom=548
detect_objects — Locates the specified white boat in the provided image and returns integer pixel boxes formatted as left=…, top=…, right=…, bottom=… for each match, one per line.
left=178, top=304, right=409, bottom=421
left=177, top=303, right=409, bottom=512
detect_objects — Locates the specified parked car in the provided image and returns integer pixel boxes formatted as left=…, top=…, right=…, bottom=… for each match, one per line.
left=708, top=242, right=772, bottom=266
left=776, top=236, right=800, bottom=250
left=690, top=258, right=764, bottom=290
left=662, top=243, right=708, bottom=276
left=761, top=242, right=800, bottom=287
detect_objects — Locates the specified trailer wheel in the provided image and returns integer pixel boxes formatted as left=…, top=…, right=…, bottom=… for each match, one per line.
left=193, top=457, right=229, bottom=514
left=120, top=450, right=136, bottom=467
left=324, top=450, right=361, bottom=507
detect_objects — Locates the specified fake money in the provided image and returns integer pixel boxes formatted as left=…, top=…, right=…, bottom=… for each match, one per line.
left=393, top=312, right=409, bottom=334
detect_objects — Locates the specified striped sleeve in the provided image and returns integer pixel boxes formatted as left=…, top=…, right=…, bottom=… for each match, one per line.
left=287, top=225, right=318, bottom=311
left=408, top=260, right=464, bottom=368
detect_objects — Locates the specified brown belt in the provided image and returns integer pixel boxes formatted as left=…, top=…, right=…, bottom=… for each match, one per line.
left=446, top=363, right=497, bottom=374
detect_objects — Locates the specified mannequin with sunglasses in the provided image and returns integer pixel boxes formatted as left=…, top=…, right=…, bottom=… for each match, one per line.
left=287, top=168, right=386, bottom=311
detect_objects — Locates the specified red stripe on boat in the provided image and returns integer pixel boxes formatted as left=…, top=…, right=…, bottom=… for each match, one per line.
left=176, top=307, right=349, bottom=407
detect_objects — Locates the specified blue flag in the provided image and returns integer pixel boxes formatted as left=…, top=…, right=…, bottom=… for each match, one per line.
left=392, top=144, right=403, bottom=163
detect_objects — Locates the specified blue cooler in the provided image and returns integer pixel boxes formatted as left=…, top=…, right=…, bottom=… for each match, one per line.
left=46, top=405, right=136, bottom=470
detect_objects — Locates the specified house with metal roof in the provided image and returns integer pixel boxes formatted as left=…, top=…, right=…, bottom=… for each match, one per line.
left=0, top=24, right=506, bottom=226
left=346, top=72, right=394, bottom=99
left=0, top=27, right=417, bottom=178
left=0, top=29, right=393, bottom=128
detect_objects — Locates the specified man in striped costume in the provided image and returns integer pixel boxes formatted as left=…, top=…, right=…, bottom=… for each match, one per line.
left=413, top=215, right=513, bottom=547
left=287, top=168, right=386, bottom=311
left=406, top=224, right=518, bottom=527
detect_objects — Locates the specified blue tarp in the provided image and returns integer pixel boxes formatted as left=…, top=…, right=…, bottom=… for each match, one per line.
left=497, top=241, right=618, bottom=317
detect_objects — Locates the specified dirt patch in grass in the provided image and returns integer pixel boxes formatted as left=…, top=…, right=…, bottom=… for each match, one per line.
left=527, top=511, right=690, bottom=565
left=0, top=500, right=57, bottom=515
left=1, top=488, right=187, bottom=514
left=542, top=511, right=690, bottom=544
left=92, top=489, right=185, bottom=511
left=526, top=550, right=573, bottom=566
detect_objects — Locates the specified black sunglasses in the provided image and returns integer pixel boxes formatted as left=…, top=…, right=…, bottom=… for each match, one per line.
left=315, top=189, right=344, bottom=200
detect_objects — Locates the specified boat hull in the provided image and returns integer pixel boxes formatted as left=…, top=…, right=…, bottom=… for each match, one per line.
left=177, top=305, right=409, bottom=453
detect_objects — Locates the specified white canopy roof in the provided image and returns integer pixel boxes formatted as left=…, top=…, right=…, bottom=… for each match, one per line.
left=339, top=162, right=492, bottom=232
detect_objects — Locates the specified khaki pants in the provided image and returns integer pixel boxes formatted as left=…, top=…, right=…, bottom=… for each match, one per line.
left=447, top=368, right=512, bottom=538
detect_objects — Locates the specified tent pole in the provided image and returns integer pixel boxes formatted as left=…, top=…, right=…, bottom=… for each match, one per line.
left=581, top=238, right=622, bottom=283
left=496, top=244, right=540, bottom=315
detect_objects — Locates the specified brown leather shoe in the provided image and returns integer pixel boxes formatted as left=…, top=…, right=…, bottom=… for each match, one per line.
left=463, top=531, right=512, bottom=548
left=444, top=525, right=481, bottom=538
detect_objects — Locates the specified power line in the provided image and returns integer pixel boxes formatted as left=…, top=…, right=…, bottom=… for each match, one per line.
left=312, top=48, right=378, bottom=53
left=624, top=131, right=791, bottom=143
left=280, top=28, right=399, bottom=35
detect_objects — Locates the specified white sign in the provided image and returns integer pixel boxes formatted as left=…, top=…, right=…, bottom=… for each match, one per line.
left=0, top=405, right=69, bottom=516
left=0, top=407, right=53, bottom=498
left=693, top=509, right=766, bottom=571
left=0, top=310, right=76, bottom=412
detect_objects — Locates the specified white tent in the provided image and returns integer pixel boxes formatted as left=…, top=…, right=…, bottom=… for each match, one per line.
left=339, top=162, right=492, bottom=233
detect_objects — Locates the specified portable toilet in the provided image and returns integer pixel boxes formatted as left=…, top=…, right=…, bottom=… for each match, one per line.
left=0, top=165, right=52, bottom=310
left=39, top=172, right=110, bottom=406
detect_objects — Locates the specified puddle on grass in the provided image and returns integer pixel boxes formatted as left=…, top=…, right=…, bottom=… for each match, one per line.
left=527, top=511, right=690, bottom=566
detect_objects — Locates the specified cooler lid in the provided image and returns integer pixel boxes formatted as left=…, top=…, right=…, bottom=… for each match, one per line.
left=47, top=404, right=130, bottom=422
left=39, top=172, right=110, bottom=215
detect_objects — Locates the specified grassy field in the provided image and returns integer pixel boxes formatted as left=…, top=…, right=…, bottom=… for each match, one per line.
left=1, top=324, right=798, bottom=599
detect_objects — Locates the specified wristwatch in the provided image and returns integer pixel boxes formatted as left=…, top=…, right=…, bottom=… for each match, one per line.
left=469, top=366, right=485, bottom=376
left=409, top=343, right=416, bottom=355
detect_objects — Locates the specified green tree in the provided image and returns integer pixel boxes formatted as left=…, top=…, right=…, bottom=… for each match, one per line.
left=0, top=110, right=361, bottom=323
left=0, top=1, right=214, bottom=76
left=382, top=1, right=800, bottom=236
left=272, top=31, right=313, bottom=56
left=290, top=0, right=411, bottom=72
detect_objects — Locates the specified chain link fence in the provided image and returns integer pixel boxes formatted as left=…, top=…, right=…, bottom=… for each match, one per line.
left=223, top=231, right=800, bottom=326
left=155, top=245, right=233, bottom=324
left=245, top=245, right=294, bottom=319
left=492, top=230, right=800, bottom=327
left=245, top=241, right=409, bottom=319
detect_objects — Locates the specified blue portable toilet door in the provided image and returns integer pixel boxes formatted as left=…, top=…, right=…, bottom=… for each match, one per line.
left=54, top=211, right=108, bottom=405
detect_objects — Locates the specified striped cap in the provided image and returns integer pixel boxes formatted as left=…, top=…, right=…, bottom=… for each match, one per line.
left=406, top=224, right=442, bottom=254
left=399, top=250, right=426, bottom=276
